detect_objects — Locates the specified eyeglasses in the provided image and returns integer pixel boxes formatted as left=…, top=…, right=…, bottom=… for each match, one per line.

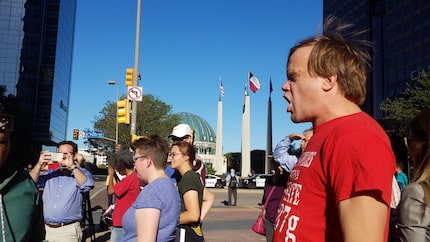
left=168, top=152, right=183, bottom=158
left=132, top=155, right=147, bottom=162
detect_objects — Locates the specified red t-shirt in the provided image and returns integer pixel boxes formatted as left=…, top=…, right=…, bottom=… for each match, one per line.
left=273, top=112, right=395, bottom=242
left=112, top=172, right=141, bottom=227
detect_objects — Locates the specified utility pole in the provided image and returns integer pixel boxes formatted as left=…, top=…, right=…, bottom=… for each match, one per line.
left=130, top=0, right=141, bottom=136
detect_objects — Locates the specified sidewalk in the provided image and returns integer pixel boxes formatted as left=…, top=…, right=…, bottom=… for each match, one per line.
left=203, top=205, right=266, bottom=242
left=87, top=187, right=266, bottom=242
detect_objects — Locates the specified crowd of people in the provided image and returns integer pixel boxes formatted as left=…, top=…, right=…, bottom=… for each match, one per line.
left=101, top=124, right=215, bottom=242
left=1, top=15, right=429, bottom=242
left=0, top=120, right=216, bottom=242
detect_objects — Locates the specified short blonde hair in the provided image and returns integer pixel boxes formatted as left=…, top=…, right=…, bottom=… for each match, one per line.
left=288, top=16, right=371, bottom=105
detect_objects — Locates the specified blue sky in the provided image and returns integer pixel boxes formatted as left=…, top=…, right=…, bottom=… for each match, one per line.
left=67, top=0, right=322, bottom=153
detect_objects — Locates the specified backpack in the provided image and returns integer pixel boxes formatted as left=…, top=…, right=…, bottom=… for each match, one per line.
left=229, top=176, right=237, bottom=188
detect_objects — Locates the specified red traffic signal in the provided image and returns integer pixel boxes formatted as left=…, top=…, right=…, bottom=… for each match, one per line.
left=73, top=129, right=79, bottom=140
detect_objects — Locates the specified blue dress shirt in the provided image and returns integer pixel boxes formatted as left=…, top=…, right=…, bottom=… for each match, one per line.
left=37, top=168, right=94, bottom=224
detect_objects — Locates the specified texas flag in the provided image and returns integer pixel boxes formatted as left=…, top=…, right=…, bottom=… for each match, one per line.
left=249, top=72, right=261, bottom=93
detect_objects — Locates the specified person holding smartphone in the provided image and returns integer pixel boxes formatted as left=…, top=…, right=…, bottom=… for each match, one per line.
left=30, top=140, right=95, bottom=242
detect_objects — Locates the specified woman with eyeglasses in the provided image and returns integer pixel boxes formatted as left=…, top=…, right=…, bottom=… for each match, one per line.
left=120, top=135, right=180, bottom=242
left=397, top=108, right=430, bottom=242
left=170, top=141, right=206, bottom=242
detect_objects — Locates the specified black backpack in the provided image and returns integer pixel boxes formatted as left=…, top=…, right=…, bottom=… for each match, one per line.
left=229, top=175, right=237, bottom=188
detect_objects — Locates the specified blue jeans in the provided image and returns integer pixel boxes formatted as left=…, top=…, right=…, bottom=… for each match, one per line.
left=110, top=226, right=124, bottom=242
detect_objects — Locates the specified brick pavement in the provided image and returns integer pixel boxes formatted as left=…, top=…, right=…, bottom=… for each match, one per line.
left=203, top=205, right=266, bottom=242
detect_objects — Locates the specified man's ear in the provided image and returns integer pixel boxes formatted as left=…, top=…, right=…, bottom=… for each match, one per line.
left=322, top=74, right=337, bottom=91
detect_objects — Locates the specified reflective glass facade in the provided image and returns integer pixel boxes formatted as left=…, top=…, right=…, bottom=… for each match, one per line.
left=324, top=0, right=430, bottom=119
left=0, top=0, right=76, bottom=162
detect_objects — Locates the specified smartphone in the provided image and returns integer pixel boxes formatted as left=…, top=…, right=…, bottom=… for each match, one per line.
left=51, top=152, right=63, bottom=162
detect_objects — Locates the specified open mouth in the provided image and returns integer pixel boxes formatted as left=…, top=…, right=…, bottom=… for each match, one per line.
left=287, top=103, right=293, bottom=112
left=284, top=96, right=292, bottom=112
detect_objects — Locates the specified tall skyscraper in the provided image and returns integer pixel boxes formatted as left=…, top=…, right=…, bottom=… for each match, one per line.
left=323, top=0, right=430, bottom=119
left=0, top=0, right=77, bottom=163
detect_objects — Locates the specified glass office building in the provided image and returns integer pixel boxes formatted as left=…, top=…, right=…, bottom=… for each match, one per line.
left=0, top=0, right=77, bottom=163
left=323, top=0, right=430, bottom=120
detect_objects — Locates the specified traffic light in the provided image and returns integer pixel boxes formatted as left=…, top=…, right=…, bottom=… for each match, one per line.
left=132, top=134, right=146, bottom=143
left=117, top=99, right=130, bottom=124
left=125, top=68, right=134, bottom=86
left=73, top=129, right=79, bottom=140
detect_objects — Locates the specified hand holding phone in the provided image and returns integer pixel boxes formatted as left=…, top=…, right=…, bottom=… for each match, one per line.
left=50, top=152, right=63, bottom=162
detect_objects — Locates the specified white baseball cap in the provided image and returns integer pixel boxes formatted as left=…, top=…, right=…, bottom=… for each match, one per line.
left=169, top=124, right=192, bottom=138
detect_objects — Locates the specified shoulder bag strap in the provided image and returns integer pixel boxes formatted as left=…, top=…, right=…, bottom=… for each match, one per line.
left=262, top=186, right=276, bottom=216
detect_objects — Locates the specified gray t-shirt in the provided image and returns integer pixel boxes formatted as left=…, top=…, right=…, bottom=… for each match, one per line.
left=120, top=177, right=180, bottom=242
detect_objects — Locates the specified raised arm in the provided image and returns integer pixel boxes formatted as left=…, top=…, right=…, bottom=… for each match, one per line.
left=106, top=165, right=116, bottom=195
left=30, top=151, right=50, bottom=182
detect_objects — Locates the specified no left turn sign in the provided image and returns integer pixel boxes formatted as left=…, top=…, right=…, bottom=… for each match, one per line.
left=127, top=86, right=143, bottom=101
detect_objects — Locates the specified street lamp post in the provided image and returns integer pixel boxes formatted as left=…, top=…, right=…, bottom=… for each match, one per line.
left=108, top=80, right=119, bottom=145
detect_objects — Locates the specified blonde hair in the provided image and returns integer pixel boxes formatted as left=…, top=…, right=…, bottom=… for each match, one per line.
left=409, top=108, right=430, bottom=205
left=288, top=16, right=371, bottom=105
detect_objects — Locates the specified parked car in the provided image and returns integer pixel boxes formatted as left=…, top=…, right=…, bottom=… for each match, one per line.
left=205, top=174, right=226, bottom=188
left=241, top=174, right=273, bottom=189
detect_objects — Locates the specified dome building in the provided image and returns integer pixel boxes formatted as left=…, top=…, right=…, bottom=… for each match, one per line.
left=176, top=112, right=217, bottom=171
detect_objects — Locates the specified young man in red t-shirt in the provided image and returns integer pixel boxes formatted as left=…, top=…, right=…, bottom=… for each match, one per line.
left=273, top=17, right=395, bottom=242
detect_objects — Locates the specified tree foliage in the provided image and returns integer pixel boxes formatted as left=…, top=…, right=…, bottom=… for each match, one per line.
left=380, top=68, right=430, bottom=138
left=90, top=94, right=179, bottom=151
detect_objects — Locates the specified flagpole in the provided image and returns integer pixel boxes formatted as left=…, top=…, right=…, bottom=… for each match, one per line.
left=216, top=76, right=224, bottom=174
left=265, top=77, right=273, bottom=174
left=241, top=83, right=251, bottom=177
left=247, top=71, right=250, bottom=91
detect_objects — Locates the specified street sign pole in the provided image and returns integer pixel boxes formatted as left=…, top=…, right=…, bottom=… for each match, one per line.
left=130, top=0, right=141, bottom=136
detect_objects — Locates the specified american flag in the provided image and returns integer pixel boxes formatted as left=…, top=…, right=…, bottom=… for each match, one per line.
left=219, top=77, right=224, bottom=98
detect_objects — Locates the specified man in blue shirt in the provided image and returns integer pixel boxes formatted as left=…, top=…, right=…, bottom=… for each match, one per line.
left=30, top=140, right=94, bottom=242
left=273, top=128, right=313, bottom=173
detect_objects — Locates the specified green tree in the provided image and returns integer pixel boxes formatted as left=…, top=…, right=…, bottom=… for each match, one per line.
left=380, top=68, right=430, bottom=138
left=91, top=94, right=179, bottom=151
left=206, top=163, right=216, bottom=175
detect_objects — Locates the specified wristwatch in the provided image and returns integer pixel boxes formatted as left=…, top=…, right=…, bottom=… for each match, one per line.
left=71, top=163, right=79, bottom=171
